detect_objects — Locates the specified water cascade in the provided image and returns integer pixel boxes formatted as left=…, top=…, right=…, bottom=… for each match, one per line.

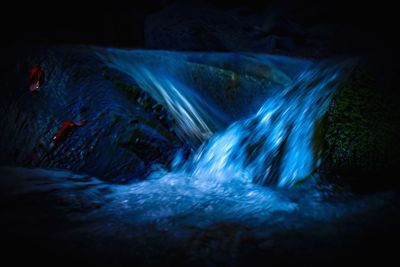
left=178, top=66, right=342, bottom=187
left=102, top=49, right=347, bottom=187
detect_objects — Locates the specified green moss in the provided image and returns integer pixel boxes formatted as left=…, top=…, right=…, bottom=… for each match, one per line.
left=294, top=168, right=318, bottom=187
left=323, top=69, right=400, bottom=174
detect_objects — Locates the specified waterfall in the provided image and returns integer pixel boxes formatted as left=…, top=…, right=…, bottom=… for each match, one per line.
left=100, top=49, right=347, bottom=187
left=176, top=65, right=343, bottom=187
left=99, top=49, right=230, bottom=146
left=123, top=67, right=222, bottom=144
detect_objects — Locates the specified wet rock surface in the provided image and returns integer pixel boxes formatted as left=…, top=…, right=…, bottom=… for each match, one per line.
left=0, top=47, right=183, bottom=181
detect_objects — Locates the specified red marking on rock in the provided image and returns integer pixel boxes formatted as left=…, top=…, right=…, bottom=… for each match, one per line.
left=28, top=65, right=45, bottom=92
left=53, top=120, right=87, bottom=142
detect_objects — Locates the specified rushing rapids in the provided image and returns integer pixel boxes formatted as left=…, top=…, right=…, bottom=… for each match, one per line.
left=177, top=66, right=342, bottom=187
left=103, top=49, right=347, bottom=187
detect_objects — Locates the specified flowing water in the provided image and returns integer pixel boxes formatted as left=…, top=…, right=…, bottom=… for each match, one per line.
left=103, top=50, right=344, bottom=187
left=177, top=66, right=340, bottom=187
left=93, top=50, right=359, bottom=232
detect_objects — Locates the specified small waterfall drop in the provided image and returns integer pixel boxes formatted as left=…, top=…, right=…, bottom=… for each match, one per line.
left=176, top=65, right=343, bottom=187
left=101, top=49, right=348, bottom=187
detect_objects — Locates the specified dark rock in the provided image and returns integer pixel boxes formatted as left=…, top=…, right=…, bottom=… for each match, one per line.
left=144, top=1, right=367, bottom=58
left=321, top=68, right=400, bottom=191
left=0, top=47, right=182, bottom=182
left=145, top=1, right=305, bottom=54
left=258, top=35, right=297, bottom=51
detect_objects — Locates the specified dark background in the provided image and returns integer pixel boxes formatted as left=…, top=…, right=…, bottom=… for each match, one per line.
left=3, top=0, right=397, bottom=104
left=3, top=0, right=398, bottom=51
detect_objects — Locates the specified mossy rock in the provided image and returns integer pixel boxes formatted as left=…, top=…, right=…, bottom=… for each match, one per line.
left=322, top=68, right=400, bottom=189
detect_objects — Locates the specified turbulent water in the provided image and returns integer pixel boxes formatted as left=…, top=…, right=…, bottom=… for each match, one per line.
left=80, top=50, right=360, bottom=231
left=176, top=66, right=341, bottom=187
left=104, top=50, right=346, bottom=187
left=100, top=49, right=312, bottom=145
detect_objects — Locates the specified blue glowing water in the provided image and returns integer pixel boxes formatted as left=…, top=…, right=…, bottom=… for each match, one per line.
left=177, top=66, right=340, bottom=187
left=97, top=58, right=350, bottom=234
left=101, top=49, right=231, bottom=145
left=97, top=49, right=355, bottom=232
left=124, top=67, right=221, bottom=143
left=99, top=49, right=314, bottom=145
left=102, top=49, right=344, bottom=187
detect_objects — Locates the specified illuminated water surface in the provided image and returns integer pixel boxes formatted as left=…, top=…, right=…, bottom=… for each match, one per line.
left=92, top=50, right=359, bottom=232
